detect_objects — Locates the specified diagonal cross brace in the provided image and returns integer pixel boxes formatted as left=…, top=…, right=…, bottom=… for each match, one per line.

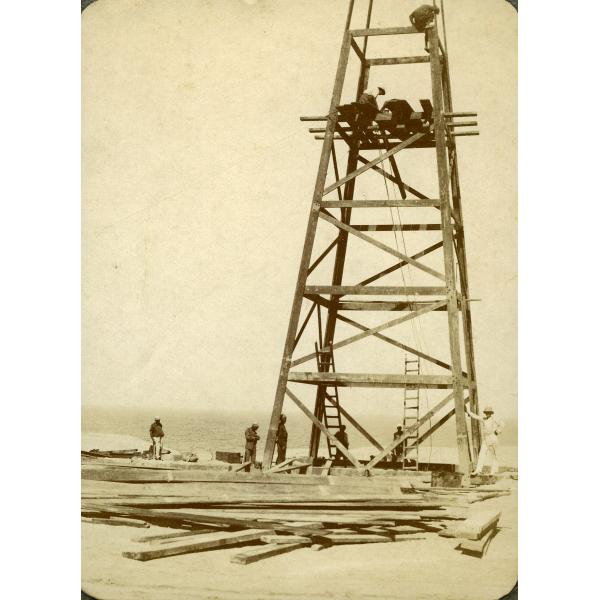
left=285, top=387, right=362, bottom=469
left=322, top=132, right=425, bottom=196
left=291, top=299, right=447, bottom=367
left=363, top=390, right=457, bottom=472
left=318, top=211, right=445, bottom=281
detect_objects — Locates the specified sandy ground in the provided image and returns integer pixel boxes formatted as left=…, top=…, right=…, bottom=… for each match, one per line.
left=82, top=479, right=517, bottom=600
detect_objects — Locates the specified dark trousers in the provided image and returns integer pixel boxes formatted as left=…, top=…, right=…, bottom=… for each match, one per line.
left=276, top=444, right=287, bottom=464
left=244, top=447, right=256, bottom=472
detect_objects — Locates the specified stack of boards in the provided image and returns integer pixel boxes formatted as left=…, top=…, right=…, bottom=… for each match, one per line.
left=82, top=457, right=510, bottom=564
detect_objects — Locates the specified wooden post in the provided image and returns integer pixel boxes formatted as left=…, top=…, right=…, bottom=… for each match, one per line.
left=263, top=6, right=355, bottom=468
left=441, top=48, right=481, bottom=457
left=429, top=22, right=472, bottom=481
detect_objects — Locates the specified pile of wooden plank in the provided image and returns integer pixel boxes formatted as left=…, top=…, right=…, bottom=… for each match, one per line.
left=81, top=458, right=511, bottom=564
left=439, top=509, right=502, bottom=557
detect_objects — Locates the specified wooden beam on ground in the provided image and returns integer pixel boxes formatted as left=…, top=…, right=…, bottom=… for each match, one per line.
left=230, top=542, right=308, bottom=565
left=284, top=387, right=363, bottom=470
left=291, top=300, right=447, bottom=367
left=123, top=529, right=272, bottom=561
left=81, top=516, right=150, bottom=528
left=457, top=527, right=499, bottom=557
left=260, top=535, right=312, bottom=545
left=315, top=533, right=392, bottom=545
left=322, top=132, right=425, bottom=196
left=233, top=461, right=252, bottom=473
left=367, top=56, right=430, bottom=66
left=318, top=211, right=445, bottom=280
left=266, top=456, right=297, bottom=473
left=441, top=511, right=501, bottom=541
left=132, top=529, right=226, bottom=543
left=288, top=373, right=456, bottom=389
left=305, top=285, right=447, bottom=296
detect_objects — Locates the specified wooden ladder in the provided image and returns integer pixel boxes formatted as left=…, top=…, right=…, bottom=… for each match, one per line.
left=402, top=356, right=421, bottom=470
left=315, top=343, right=343, bottom=460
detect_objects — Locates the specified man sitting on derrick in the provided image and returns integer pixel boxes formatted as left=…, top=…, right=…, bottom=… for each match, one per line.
left=355, top=86, right=385, bottom=139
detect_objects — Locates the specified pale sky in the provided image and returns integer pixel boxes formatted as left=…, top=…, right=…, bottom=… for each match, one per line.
left=82, top=0, right=517, bottom=419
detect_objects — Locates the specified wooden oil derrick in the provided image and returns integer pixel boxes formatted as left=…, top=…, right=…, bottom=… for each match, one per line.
left=263, top=0, right=482, bottom=482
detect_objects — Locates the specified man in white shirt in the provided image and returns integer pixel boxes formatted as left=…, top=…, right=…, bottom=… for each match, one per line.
left=466, top=405, right=503, bottom=476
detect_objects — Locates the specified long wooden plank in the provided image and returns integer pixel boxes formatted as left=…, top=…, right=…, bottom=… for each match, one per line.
left=288, top=373, right=456, bottom=388
left=230, top=542, right=308, bottom=565
left=337, top=301, right=446, bottom=310
left=320, top=199, right=440, bottom=208
left=291, top=300, right=447, bottom=367
left=367, top=56, right=430, bottom=65
left=81, top=516, right=150, bottom=528
left=319, top=211, right=445, bottom=280
left=305, top=285, right=446, bottom=296
left=284, top=388, right=362, bottom=469
left=458, top=527, right=498, bottom=556
left=350, top=26, right=417, bottom=37
left=443, top=510, right=501, bottom=540
left=322, top=132, right=424, bottom=196
left=352, top=224, right=443, bottom=231
left=429, top=23, right=472, bottom=480
left=123, top=529, right=272, bottom=561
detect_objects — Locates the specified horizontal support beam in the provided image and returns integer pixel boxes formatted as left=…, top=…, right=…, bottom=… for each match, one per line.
left=444, top=112, right=477, bottom=118
left=336, top=301, right=448, bottom=311
left=300, top=116, right=328, bottom=121
left=305, top=285, right=447, bottom=296
left=450, top=131, right=479, bottom=137
left=320, top=200, right=440, bottom=208
left=288, top=373, right=460, bottom=389
left=318, top=212, right=445, bottom=280
left=366, top=56, right=430, bottom=66
left=352, top=224, right=443, bottom=231
left=350, top=26, right=417, bottom=37
left=446, top=121, right=478, bottom=128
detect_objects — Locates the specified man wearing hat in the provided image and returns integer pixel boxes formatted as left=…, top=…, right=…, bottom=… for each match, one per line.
left=355, top=86, right=386, bottom=139
left=409, top=4, right=440, bottom=53
left=149, top=416, right=165, bottom=460
left=244, top=422, right=260, bottom=472
left=392, top=425, right=405, bottom=464
left=466, top=405, right=504, bottom=476
left=275, top=414, right=288, bottom=465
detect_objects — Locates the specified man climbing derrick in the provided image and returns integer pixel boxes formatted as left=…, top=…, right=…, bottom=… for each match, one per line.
left=409, top=4, right=440, bottom=52
left=355, top=86, right=385, bottom=139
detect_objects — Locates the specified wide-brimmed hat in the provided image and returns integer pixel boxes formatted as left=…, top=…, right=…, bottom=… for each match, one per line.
left=483, top=406, right=494, bottom=414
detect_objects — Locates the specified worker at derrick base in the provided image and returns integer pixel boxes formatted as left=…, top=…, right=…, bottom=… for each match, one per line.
left=466, top=406, right=504, bottom=476
left=149, top=416, right=165, bottom=460
left=409, top=4, right=440, bottom=52
left=244, top=422, right=260, bottom=472
left=392, top=425, right=404, bottom=463
left=355, top=86, right=386, bottom=137
left=334, top=424, right=349, bottom=449
left=275, top=414, right=288, bottom=464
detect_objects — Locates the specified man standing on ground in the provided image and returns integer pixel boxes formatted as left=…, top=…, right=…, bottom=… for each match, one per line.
left=409, top=4, right=440, bottom=52
left=392, top=425, right=404, bottom=463
left=466, top=405, right=504, bottom=476
left=275, top=414, right=288, bottom=464
left=149, top=416, right=164, bottom=460
left=244, top=422, right=260, bottom=472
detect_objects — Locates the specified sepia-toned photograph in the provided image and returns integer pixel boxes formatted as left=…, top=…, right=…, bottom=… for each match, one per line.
left=81, top=1, right=517, bottom=598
